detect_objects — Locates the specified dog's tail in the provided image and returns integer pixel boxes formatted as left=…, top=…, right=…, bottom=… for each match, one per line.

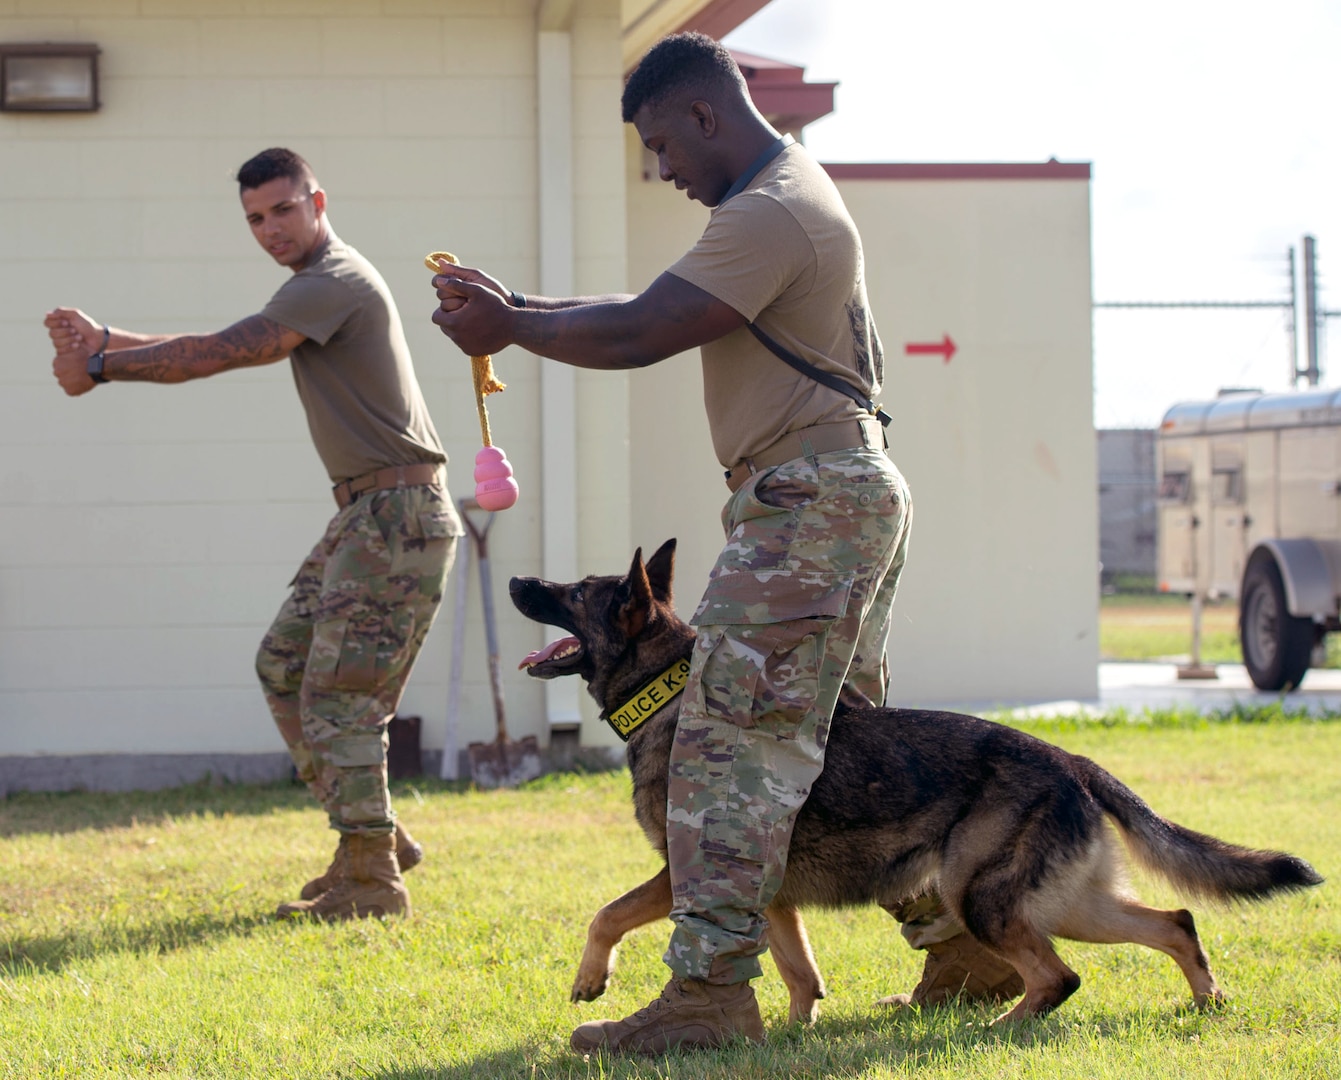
left=1078, top=757, right=1323, bottom=902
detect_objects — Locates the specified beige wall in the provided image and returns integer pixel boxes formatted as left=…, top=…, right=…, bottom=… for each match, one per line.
left=626, top=146, right=1099, bottom=706
left=842, top=177, right=1098, bottom=703
left=0, top=0, right=630, bottom=770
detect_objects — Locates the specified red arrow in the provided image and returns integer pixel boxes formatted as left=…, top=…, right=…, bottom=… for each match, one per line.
left=905, top=334, right=957, bottom=363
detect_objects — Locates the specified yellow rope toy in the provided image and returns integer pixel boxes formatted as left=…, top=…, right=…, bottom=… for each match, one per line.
left=425, top=251, right=506, bottom=446
left=426, top=251, right=519, bottom=511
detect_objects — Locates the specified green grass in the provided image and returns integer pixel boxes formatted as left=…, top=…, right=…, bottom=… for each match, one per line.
left=2, top=711, right=1339, bottom=1078
left=1100, top=593, right=1243, bottom=663
left=1099, top=593, right=1341, bottom=668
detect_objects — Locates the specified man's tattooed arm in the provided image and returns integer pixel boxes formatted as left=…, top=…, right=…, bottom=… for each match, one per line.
left=102, top=315, right=306, bottom=383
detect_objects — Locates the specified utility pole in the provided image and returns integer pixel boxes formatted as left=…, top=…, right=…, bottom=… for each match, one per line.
left=1299, top=235, right=1321, bottom=387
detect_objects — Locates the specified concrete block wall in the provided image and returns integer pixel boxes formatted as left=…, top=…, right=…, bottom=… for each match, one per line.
left=840, top=175, right=1098, bottom=704
left=0, top=0, right=631, bottom=788
left=1, top=1, right=1098, bottom=791
left=625, top=157, right=1099, bottom=707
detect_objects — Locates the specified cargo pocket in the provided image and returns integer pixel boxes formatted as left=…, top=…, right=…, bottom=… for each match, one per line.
left=420, top=505, right=464, bottom=540
left=309, top=612, right=387, bottom=694
left=329, top=500, right=393, bottom=581
left=404, top=505, right=459, bottom=602
left=685, top=571, right=853, bottom=737
left=701, top=807, right=771, bottom=900
left=339, top=609, right=385, bottom=691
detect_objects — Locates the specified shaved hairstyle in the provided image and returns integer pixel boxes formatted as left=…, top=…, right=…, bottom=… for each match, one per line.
left=620, top=32, right=748, bottom=123
left=236, top=147, right=317, bottom=193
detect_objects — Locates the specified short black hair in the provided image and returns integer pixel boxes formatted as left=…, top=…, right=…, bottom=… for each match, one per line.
left=236, top=147, right=316, bottom=192
left=621, top=32, right=746, bottom=123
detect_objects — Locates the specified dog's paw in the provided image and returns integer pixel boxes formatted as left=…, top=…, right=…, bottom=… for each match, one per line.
left=787, top=998, right=820, bottom=1025
left=570, top=966, right=612, bottom=1003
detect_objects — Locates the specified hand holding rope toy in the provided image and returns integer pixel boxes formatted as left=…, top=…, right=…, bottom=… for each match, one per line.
left=426, top=252, right=519, bottom=512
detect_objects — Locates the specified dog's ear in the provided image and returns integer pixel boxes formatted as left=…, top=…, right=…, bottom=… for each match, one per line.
left=646, top=538, right=676, bottom=604
left=619, top=546, right=654, bottom=639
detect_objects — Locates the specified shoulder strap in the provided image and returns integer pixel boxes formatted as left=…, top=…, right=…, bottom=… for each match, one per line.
left=747, top=322, right=892, bottom=427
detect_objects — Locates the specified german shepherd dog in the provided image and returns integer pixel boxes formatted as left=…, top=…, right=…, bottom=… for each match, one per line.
left=509, top=539, right=1322, bottom=1025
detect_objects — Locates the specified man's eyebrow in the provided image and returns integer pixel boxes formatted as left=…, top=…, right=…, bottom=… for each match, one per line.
left=246, top=190, right=310, bottom=217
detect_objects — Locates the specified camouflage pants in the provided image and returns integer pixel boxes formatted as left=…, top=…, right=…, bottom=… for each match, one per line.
left=256, top=479, right=460, bottom=837
left=664, top=445, right=912, bottom=983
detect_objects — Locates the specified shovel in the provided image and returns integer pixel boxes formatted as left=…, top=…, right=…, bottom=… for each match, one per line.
left=459, top=498, right=542, bottom=788
left=440, top=518, right=472, bottom=780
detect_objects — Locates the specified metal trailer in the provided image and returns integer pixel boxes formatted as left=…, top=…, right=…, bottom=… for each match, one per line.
left=1156, top=388, right=1341, bottom=689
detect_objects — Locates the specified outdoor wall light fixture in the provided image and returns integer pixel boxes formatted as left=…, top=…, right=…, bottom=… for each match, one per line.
left=0, top=43, right=100, bottom=112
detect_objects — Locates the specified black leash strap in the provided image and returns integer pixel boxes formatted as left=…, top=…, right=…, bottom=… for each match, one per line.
left=747, top=322, right=892, bottom=427
left=718, top=134, right=794, bottom=206
left=719, top=133, right=890, bottom=428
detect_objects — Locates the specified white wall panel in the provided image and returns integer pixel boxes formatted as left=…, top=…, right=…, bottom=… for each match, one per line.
left=624, top=148, right=1098, bottom=707
left=0, top=0, right=573, bottom=768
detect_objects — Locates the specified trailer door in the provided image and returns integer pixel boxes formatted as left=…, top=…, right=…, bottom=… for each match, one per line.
left=1157, top=438, right=1198, bottom=591
left=1278, top=424, right=1340, bottom=540
left=1208, top=436, right=1247, bottom=597
left=1243, top=429, right=1279, bottom=551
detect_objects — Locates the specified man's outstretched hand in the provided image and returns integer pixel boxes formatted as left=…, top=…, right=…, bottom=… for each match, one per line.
left=46, top=307, right=101, bottom=397
left=432, top=267, right=514, bottom=358
left=45, top=307, right=101, bottom=358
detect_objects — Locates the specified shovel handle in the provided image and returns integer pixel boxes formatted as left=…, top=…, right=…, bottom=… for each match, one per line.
left=459, top=498, right=509, bottom=744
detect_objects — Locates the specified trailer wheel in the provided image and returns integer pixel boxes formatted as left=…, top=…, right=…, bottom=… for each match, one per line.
left=1240, top=551, right=1314, bottom=691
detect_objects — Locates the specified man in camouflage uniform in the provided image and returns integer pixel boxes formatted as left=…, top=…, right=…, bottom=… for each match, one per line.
left=49, top=147, right=460, bottom=922
left=430, top=34, right=1017, bottom=1053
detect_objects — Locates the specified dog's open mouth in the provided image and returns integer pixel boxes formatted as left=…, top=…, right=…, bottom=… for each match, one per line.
left=518, top=635, right=584, bottom=678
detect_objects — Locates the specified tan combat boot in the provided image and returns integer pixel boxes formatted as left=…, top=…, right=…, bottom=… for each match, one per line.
left=278, top=832, right=410, bottom=921
left=877, top=932, right=1024, bottom=1009
left=298, top=820, right=424, bottom=901
left=393, top=820, right=425, bottom=872
left=570, top=977, right=764, bottom=1055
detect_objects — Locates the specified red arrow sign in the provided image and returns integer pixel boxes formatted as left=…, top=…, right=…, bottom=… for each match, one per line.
left=905, top=334, right=957, bottom=363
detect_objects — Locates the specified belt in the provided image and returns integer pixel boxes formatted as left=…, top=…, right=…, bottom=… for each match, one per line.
left=332, top=463, right=443, bottom=508
left=724, top=417, right=885, bottom=493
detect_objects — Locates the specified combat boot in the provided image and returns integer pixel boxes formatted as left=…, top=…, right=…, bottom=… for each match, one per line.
left=278, top=832, right=410, bottom=921
left=570, top=977, right=764, bottom=1055
left=877, top=931, right=1024, bottom=1009
left=298, top=820, right=424, bottom=901
left=393, top=819, right=424, bottom=873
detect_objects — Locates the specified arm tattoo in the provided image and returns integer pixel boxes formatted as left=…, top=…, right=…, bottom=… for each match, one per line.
left=106, top=316, right=296, bottom=384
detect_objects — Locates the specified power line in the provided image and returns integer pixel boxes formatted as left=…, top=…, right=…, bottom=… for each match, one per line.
left=1094, top=238, right=1332, bottom=388
left=1093, top=300, right=1289, bottom=309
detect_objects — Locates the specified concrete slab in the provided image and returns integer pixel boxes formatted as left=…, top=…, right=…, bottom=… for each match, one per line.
left=917, top=663, right=1341, bottom=718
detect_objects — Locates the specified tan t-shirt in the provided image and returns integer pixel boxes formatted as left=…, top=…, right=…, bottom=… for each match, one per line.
left=261, top=234, right=446, bottom=483
left=666, top=143, right=885, bottom=468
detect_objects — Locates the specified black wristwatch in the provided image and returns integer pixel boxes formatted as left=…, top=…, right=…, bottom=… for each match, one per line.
left=87, top=325, right=110, bottom=384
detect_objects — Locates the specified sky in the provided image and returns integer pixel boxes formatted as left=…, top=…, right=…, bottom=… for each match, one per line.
left=723, top=0, right=1341, bottom=427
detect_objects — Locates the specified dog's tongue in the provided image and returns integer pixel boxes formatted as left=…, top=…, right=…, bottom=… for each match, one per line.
left=519, top=636, right=579, bottom=670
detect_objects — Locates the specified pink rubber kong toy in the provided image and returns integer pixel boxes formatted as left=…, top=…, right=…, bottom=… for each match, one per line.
left=474, top=445, right=519, bottom=512
left=424, top=250, right=520, bottom=512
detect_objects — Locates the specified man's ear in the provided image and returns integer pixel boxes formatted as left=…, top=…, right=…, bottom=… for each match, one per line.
left=689, top=100, right=717, bottom=138
left=312, top=188, right=327, bottom=215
